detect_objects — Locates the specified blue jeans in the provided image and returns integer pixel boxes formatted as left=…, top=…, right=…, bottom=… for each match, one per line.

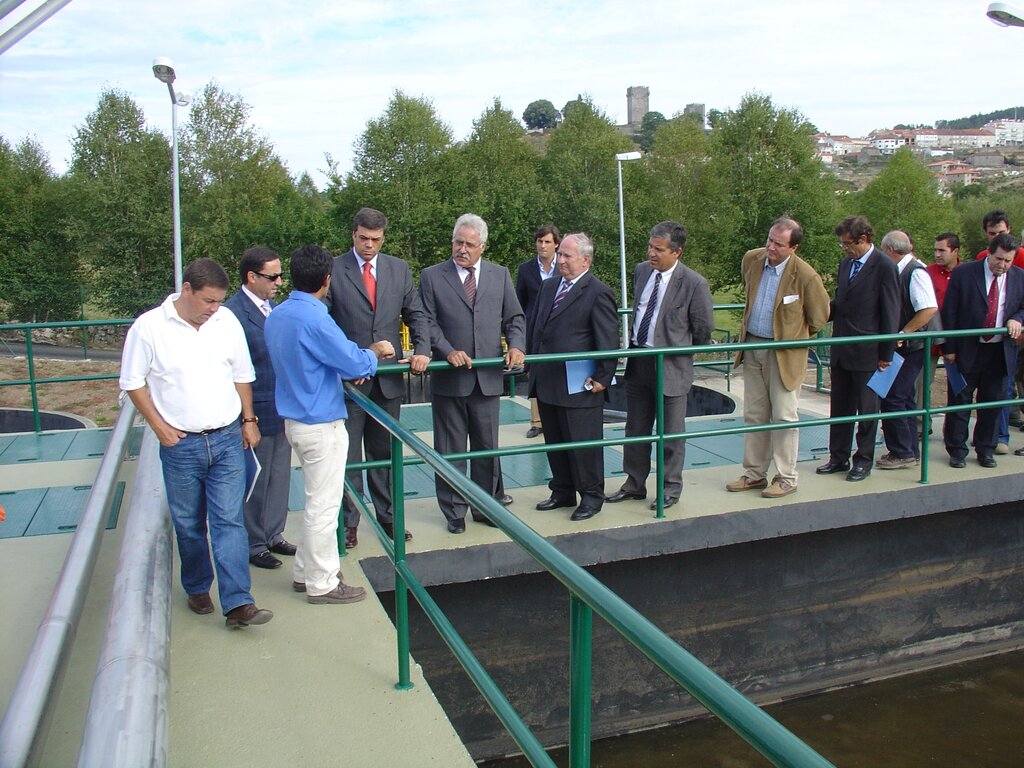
left=160, top=422, right=253, bottom=615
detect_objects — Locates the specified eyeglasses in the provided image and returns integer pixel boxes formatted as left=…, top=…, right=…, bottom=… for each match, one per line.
left=453, top=239, right=482, bottom=250
left=255, top=271, right=283, bottom=281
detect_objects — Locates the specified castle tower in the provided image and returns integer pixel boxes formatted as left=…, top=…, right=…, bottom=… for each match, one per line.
left=626, top=86, right=650, bottom=126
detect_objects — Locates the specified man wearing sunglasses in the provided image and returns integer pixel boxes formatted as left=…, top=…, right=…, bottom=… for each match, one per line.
left=225, top=247, right=297, bottom=570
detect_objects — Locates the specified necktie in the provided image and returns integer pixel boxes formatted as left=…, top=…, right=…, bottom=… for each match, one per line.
left=260, top=301, right=271, bottom=318
left=362, top=262, right=376, bottom=311
left=982, top=275, right=999, bottom=341
left=463, top=266, right=476, bottom=306
left=635, top=273, right=662, bottom=346
left=849, top=260, right=862, bottom=282
left=551, top=280, right=571, bottom=311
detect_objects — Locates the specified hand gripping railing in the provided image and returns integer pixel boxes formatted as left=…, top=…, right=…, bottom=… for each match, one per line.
left=345, top=384, right=836, bottom=768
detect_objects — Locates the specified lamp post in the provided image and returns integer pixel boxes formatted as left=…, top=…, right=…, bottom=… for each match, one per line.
left=152, top=57, right=191, bottom=292
left=987, top=2, right=1024, bottom=26
left=615, top=151, right=642, bottom=348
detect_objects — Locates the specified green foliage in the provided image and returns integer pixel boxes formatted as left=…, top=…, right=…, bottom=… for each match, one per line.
left=522, top=99, right=560, bottom=131
left=67, top=89, right=174, bottom=316
left=540, top=97, right=635, bottom=287
left=455, top=99, right=545, bottom=268
left=951, top=190, right=1024, bottom=258
left=0, top=137, right=80, bottom=321
left=707, top=92, right=837, bottom=289
left=937, top=107, right=1024, bottom=130
left=855, top=147, right=958, bottom=252
left=328, top=90, right=455, bottom=273
left=636, top=111, right=666, bottom=151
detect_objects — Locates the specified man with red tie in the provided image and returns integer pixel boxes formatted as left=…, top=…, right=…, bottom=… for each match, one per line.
left=942, top=233, right=1024, bottom=468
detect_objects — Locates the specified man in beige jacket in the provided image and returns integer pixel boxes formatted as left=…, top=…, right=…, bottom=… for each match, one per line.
left=727, top=218, right=831, bottom=498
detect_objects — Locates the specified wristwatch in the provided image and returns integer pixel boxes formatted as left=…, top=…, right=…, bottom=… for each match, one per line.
left=242, top=416, right=259, bottom=424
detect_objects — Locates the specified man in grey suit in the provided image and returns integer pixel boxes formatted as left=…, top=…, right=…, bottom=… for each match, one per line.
left=326, top=208, right=431, bottom=548
left=605, top=221, right=714, bottom=511
left=420, top=214, right=526, bottom=533
left=529, top=233, right=619, bottom=521
left=224, top=247, right=297, bottom=569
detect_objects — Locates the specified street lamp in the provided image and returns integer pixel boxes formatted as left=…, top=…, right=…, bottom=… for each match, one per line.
left=616, top=151, right=642, bottom=348
left=152, top=57, right=191, bottom=292
left=987, top=2, right=1024, bottom=26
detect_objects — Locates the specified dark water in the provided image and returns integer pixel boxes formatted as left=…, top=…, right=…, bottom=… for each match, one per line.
left=483, top=650, right=1024, bottom=767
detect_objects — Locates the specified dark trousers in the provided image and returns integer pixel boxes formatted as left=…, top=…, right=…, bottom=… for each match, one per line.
left=432, top=384, right=500, bottom=523
left=881, top=347, right=925, bottom=459
left=828, top=363, right=880, bottom=469
left=537, top=398, right=605, bottom=509
left=342, top=378, right=399, bottom=529
left=944, top=344, right=1007, bottom=461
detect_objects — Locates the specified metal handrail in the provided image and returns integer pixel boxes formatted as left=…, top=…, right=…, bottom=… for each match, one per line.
left=346, top=385, right=837, bottom=768
left=0, top=401, right=137, bottom=768
left=77, top=430, right=173, bottom=768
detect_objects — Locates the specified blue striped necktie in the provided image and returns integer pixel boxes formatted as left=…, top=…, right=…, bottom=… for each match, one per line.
left=635, top=273, right=662, bottom=346
left=551, top=279, right=571, bottom=311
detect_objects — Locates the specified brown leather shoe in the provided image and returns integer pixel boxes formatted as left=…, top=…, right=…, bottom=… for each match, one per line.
left=292, top=581, right=306, bottom=593
left=380, top=521, right=413, bottom=541
left=344, top=527, right=358, bottom=549
left=187, top=592, right=214, bottom=615
left=224, top=603, right=273, bottom=629
left=307, top=582, right=366, bottom=605
left=725, top=476, right=768, bottom=493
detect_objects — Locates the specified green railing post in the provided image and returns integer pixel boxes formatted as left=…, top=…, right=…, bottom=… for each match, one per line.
left=654, top=353, right=666, bottom=519
left=392, top=434, right=414, bottom=691
left=568, top=595, right=593, bottom=768
left=24, top=329, right=41, bottom=433
left=920, top=352, right=932, bottom=485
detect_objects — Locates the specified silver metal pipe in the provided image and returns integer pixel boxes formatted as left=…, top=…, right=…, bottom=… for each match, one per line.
left=0, top=0, right=74, bottom=56
left=0, top=401, right=136, bottom=768
left=78, top=430, right=171, bottom=768
left=0, top=0, right=31, bottom=23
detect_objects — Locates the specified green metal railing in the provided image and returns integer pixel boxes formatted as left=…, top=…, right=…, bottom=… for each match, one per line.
left=0, top=319, right=130, bottom=433
left=344, top=383, right=837, bottom=768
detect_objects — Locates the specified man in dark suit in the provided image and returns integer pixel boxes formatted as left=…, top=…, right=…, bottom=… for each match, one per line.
left=942, top=233, right=1024, bottom=468
left=326, top=208, right=430, bottom=548
left=224, top=247, right=297, bottom=569
left=515, top=225, right=560, bottom=439
left=816, top=216, right=900, bottom=482
left=420, top=214, right=526, bottom=533
left=529, top=233, right=619, bottom=521
left=605, top=221, right=714, bottom=511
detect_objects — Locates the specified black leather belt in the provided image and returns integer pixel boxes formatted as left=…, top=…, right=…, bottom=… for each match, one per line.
left=183, top=419, right=236, bottom=436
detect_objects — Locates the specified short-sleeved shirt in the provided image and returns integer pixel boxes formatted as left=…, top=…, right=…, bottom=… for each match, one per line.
left=119, top=294, right=255, bottom=432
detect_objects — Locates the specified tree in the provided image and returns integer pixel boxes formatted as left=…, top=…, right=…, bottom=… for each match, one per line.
left=328, top=90, right=455, bottom=272
left=636, top=111, right=667, bottom=151
left=707, top=92, right=837, bottom=288
left=0, top=137, right=79, bottom=321
left=522, top=99, right=561, bottom=131
left=180, top=82, right=322, bottom=281
left=541, top=97, right=636, bottom=288
left=456, top=99, right=544, bottom=267
left=855, top=147, right=958, bottom=253
left=67, top=89, right=173, bottom=316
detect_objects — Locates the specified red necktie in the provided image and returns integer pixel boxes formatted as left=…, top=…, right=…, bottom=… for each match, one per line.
left=982, top=275, right=999, bottom=341
left=463, top=266, right=476, bottom=306
left=362, top=262, right=376, bottom=312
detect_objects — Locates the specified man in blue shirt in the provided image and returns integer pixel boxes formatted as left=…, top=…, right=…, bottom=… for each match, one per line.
left=265, top=245, right=394, bottom=605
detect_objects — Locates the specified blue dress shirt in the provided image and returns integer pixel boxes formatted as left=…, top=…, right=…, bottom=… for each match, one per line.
left=264, top=291, right=378, bottom=424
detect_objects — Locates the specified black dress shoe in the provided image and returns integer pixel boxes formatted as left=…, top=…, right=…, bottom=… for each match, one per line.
left=978, top=455, right=997, bottom=468
left=649, top=498, right=678, bottom=510
left=495, top=494, right=514, bottom=506
left=472, top=515, right=498, bottom=527
left=447, top=518, right=466, bottom=534
left=536, top=497, right=575, bottom=511
left=605, top=489, right=646, bottom=503
left=270, top=539, right=297, bottom=556
left=381, top=521, right=413, bottom=541
left=845, top=466, right=871, bottom=482
left=816, top=460, right=851, bottom=475
left=249, top=550, right=282, bottom=569
left=525, top=426, right=543, bottom=439
left=949, top=457, right=967, bottom=468
left=570, top=504, right=600, bottom=521
left=344, top=527, right=358, bottom=549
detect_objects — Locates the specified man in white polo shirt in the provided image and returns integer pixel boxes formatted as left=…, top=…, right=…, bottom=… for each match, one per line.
left=120, top=258, right=273, bottom=630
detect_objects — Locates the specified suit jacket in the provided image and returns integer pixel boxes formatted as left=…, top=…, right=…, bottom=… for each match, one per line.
left=224, top=290, right=283, bottom=435
left=736, top=248, right=831, bottom=391
left=941, top=260, right=1024, bottom=375
left=829, top=246, right=900, bottom=371
left=419, top=259, right=526, bottom=397
left=326, top=250, right=430, bottom=400
left=515, top=257, right=556, bottom=337
left=626, top=261, right=715, bottom=397
left=528, top=271, right=619, bottom=408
